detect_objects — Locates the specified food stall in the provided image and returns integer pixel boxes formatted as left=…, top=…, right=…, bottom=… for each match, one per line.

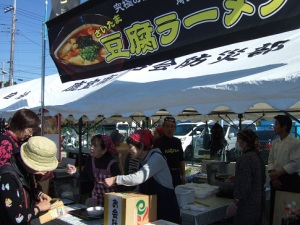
left=31, top=198, right=232, bottom=225
left=37, top=161, right=235, bottom=225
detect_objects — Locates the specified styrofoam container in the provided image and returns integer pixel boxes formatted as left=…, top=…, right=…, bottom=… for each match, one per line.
left=184, top=183, right=199, bottom=189
left=175, top=185, right=195, bottom=207
left=210, top=185, right=220, bottom=193
left=202, top=187, right=214, bottom=196
left=195, top=189, right=209, bottom=199
left=197, top=183, right=219, bottom=194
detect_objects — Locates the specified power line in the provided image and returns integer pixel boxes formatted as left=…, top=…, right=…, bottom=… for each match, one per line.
left=0, top=3, right=44, bottom=21
left=14, top=69, right=42, bottom=75
left=1, top=1, right=58, bottom=83
left=17, top=31, right=41, bottom=46
left=18, top=20, right=43, bottom=30
left=18, top=11, right=44, bottom=21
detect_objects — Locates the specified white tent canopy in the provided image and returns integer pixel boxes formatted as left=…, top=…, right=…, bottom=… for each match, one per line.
left=1, top=28, right=300, bottom=122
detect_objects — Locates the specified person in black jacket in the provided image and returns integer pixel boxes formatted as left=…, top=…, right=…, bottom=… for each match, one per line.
left=153, top=117, right=186, bottom=187
left=209, top=123, right=227, bottom=160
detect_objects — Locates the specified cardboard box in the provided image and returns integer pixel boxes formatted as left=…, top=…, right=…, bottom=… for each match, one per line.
left=104, top=192, right=157, bottom=225
left=39, top=199, right=66, bottom=224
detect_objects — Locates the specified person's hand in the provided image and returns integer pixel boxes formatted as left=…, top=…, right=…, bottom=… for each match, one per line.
left=104, top=177, right=116, bottom=188
left=226, top=202, right=237, bottom=218
left=36, top=199, right=51, bottom=212
left=271, top=178, right=282, bottom=189
left=38, top=192, right=51, bottom=201
left=269, top=170, right=278, bottom=180
left=66, top=164, right=77, bottom=175
left=270, top=169, right=285, bottom=181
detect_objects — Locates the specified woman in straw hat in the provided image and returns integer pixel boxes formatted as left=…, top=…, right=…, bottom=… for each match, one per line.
left=0, top=136, right=58, bottom=225
left=104, top=130, right=181, bottom=224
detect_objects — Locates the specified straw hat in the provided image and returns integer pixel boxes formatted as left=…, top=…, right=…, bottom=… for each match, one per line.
left=20, top=136, right=58, bottom=171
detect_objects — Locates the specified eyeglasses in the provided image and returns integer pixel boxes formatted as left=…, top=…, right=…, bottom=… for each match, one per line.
left=26, top=128, right=34, bottom=136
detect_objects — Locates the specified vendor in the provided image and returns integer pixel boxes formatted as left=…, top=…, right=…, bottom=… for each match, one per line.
left=66, top=134, right=124, bottom=206
left=226, top=129, right=265, bottom=225
left=104, top=130, right=181, bottom=224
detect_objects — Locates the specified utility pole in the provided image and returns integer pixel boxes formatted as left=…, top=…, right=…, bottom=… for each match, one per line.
left=4, top=0, right=17, bottom=86
left=1, top=62, right=8, bottom=88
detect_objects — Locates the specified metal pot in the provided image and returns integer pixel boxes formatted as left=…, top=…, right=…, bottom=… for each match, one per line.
left=205, top=161, right=229, bottom=185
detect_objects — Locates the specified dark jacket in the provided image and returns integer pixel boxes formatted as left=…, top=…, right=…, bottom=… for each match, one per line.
left=0, top=154, right=42, bottom=225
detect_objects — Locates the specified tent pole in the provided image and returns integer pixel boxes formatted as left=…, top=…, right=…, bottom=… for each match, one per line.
left=283, top=111, right=300, bottom=124
left=40, top=0, right=47, bottom=135
left=145, top=117, right=149, bottom=129
left=238, top=114, right=243, bottom=130
left=78, top=117, right=83, bottom=174
left=131, top=117, right=142, bottom=129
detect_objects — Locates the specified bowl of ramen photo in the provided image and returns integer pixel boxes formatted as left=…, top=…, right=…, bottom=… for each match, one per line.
left=51, top=14, right=125, bottom=76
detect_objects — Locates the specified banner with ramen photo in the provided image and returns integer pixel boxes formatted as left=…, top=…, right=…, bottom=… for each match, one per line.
left=46, top=0, right=300, bottom=83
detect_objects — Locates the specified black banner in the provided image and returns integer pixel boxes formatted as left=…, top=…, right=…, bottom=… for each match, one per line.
left=46, top=0, right=300, bottom=83
left=50, top=0, right=80, bottom=20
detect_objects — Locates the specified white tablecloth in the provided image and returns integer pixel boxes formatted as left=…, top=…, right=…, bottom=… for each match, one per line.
left=180, top=196, right=232, bottom=225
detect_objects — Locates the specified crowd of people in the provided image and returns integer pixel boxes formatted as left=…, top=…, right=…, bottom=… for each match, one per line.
left=1, top=108, right=300, bottom=225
